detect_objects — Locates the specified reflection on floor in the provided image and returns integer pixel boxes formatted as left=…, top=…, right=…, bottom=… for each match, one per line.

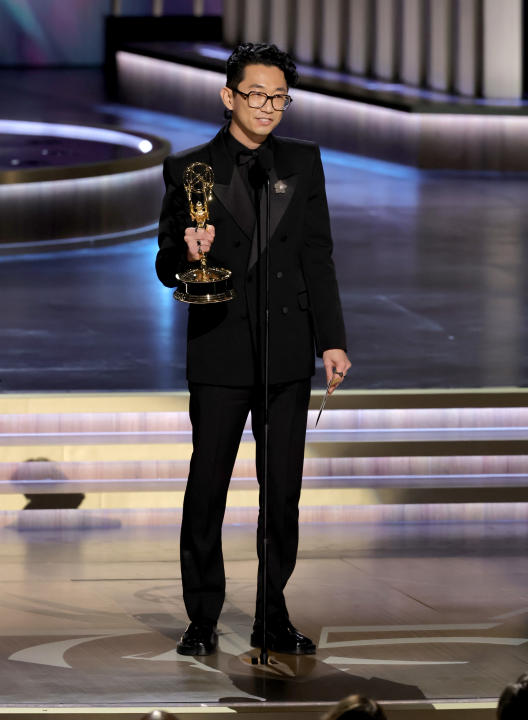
left=1, top=69, right=528, bottom=391
left=0, top=520, right=525, bottom=715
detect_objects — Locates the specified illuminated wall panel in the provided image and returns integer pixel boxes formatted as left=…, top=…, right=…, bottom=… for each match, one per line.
left=346, top=0, right=371, bottom=75
left=320, top=0, right=344, bottom=70
left=427, top=0, right=453, bottom=91
left=222, top=0, right=242, bottom=45
left=400, top=0, right=424, bottom=86
left=454, top=0, right=480, bottom=96
left=293, top=0, right=318, bottom=64
left=116, top=50, right=528, bottom=171
left=482, top=0, right=522, bottom=99
left=242, top=0, right=266, bottom=43
left=268, top=0, right=293, bottom=51
left=218, top=0, right=524, bottom=102
left=373, top=0, right=398, bottom=80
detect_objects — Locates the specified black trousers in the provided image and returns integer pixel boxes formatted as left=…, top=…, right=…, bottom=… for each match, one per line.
left=181, top=378, right=311, bottom=626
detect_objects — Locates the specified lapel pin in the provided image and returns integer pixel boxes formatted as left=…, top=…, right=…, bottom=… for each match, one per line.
left=274, top=179, right=287, bottom=194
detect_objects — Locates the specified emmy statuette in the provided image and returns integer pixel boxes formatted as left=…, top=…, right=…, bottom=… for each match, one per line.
left=173, top=162, right=236, bottom=304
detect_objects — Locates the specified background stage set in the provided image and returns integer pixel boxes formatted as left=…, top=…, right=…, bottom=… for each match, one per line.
left=1, top=0, right=528, bottom=718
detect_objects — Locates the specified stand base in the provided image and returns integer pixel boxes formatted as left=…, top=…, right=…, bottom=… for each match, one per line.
left=240, top=653, right=296, bottom=676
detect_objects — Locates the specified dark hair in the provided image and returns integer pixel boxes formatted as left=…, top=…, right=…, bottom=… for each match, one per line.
left=323, top=695, right=387, bottom=720
left=226, top=42, right=298, bottom=89
left=497, top=673, right=528, bottom=720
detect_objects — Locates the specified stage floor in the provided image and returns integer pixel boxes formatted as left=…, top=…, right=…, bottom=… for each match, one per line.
left=0, top=520, right=526, bottom=715
left=1, top=69, right=528, bottom=391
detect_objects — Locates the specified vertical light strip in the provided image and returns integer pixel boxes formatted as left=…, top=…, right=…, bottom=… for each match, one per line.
left=346, top=0, right=371, bottom=75
left=293, top=0, right=318, bottom=63
left=268, top=0, right=291, bottom=50
left=374, top=0, right=397, bottom=80
left=222, top=0, right=241, bottom=45
left=193, top=0, right=205, bottom=16
left=454, top=0, right=480, bottom=96
left=400, top=0, right=424, bottom=86
left=482, top=0, right=523, bottom=99
left=152, top=0, right=164, bottom=16
left=427, top=0, right=453, bottom=91
left=242, top=0, right=266, bottom=43
left=320, top=0, right=343, bottom=70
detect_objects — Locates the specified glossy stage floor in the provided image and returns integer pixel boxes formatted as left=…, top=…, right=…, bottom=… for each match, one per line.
left=1, top=69, right=528, bottom=719
left=1, top=69, right=528, bottom=391
left=1, top=520, right=525, bottom=719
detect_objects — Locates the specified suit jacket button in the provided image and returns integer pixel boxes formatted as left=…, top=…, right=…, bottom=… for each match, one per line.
left=281, top=306, right=289, bottom=315
left=280, top=235, right=287, bottom=242
left=276, top=271, right=283, bottom=279
left=234, top=240, right=241, bottom=247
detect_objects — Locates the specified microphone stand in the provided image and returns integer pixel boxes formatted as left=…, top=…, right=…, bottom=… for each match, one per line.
left=247, top=154, right=272, bottom=668
left=260, top=172, right=271, bottom=666
left=243, top=151, right=303, bottom=677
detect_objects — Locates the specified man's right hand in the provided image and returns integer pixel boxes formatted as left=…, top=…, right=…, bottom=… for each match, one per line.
left=184, top=225, right=215, bottom=262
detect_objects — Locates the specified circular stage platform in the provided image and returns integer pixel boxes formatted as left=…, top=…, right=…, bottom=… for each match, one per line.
left=0, top=120, right=170, bottom=247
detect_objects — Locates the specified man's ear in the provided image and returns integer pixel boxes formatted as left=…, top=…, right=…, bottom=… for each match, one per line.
left=220, top=86, right=234, bottom=111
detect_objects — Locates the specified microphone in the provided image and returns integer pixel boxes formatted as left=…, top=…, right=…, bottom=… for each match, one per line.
left=256, top=146, right=273, bottom=177
left=249, top=146, right=274, bottom=188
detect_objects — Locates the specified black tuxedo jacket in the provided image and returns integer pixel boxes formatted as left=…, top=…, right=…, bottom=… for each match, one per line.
left=156, top=126, right=346, bottom=386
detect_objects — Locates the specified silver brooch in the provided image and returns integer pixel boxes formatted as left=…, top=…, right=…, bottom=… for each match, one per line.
left=274, top=179, right=287, bottom=194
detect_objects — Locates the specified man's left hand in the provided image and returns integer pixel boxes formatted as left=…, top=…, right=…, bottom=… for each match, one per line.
left=322, top=349, right=351, bottom=395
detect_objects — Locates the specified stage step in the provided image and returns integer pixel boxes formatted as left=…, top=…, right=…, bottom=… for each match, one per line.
left=1, top=390, right=528, bottom=520
left=2, top=403, right=528, bottom=462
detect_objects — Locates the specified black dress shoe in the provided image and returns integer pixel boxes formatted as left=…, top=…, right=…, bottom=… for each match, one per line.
left=250, top=620, right=316, bottom=655
left=177, top=622, right=218, bottom=656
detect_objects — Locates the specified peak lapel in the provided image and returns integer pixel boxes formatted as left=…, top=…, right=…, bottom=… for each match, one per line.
left=266, top=135, right=298, bottom=238
left=207, top=131, right=255, bottom=241
left=247, top=167, right=299, bottom=271
left=214, top=170, right=256, bottom=241
left=268, top=167, right=297, bottom=239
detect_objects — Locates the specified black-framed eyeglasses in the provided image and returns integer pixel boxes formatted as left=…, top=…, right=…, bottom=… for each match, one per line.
left=233, top=88, right=293, bottom=111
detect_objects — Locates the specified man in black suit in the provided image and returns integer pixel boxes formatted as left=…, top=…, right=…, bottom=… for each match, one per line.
left=156, top=43, right=350, bottom=656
